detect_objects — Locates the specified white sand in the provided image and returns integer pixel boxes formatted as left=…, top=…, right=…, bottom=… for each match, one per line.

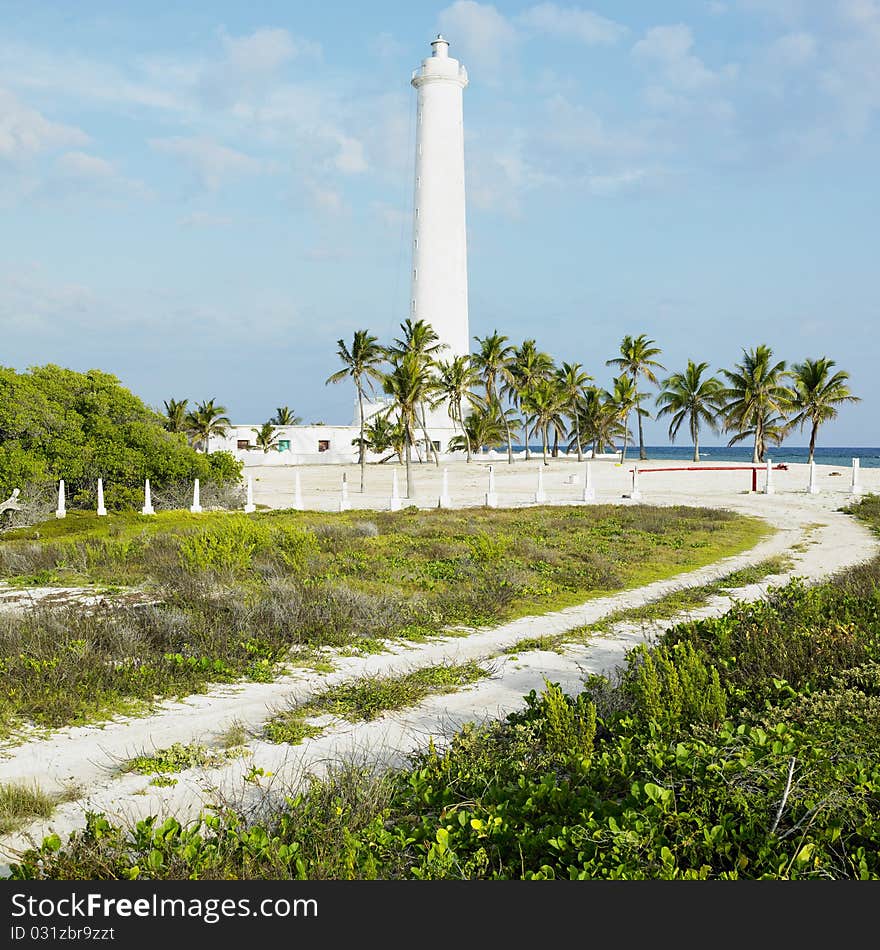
left=0, top=455, right=877, bottom=869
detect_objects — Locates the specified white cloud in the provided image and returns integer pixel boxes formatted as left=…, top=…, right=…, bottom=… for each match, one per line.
left=517, top=4, right=627, bottom=45
left=333, top=135, right=368, bottom=174
left=307, top=182, right=344, bottom=215
left=770, top=31, right=817, bottom=67
left=54, top=150, right=116, bottom=179
left=179, top=211, right=233, bottom=228
left=221, top=27, right=303, bottom=73
left=437, top=1, right=519, bottom=77
left=150, top=136, right=269, bottom=189
left=633, top=25, right=719, bottom=91
left=0, top=87, right=89, bottom=160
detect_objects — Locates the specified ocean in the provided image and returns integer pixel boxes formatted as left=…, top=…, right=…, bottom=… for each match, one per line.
left=513, top=445, right=880, bottom=469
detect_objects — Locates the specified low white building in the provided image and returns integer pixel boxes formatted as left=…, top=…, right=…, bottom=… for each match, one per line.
left=212, top=398, right=462, bottom=467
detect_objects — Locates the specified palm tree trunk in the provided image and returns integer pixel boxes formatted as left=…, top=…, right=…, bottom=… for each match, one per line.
left=405, top=430, right=414, bottom=499
left=504, top=413, right=514, bottom=464
left=692, top=412, right=700, bottom=463
left=637, top=399, right=647, bottom=460
left=809, top=421, right=818, bottom=464
left=621, top=412, right=630, bottom=462
left=753, top=417, right=762, bottom=464
left=523, top=418, right=531, bottom=460
left=575, top=416, right=583, bottom=462
left=552, top=426, right=559, bottom=458
left=418, top=401, right=440, bottom=467
left=357, top=383, right=366, bottom=493
left=541, top=425, right=548, bottom=464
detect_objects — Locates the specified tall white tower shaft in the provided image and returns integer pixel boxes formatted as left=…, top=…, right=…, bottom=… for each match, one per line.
left=410, top=35, right=470, bottom=359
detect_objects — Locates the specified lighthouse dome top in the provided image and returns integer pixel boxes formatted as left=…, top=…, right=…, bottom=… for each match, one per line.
left=412, top=34, right=468, bottom=87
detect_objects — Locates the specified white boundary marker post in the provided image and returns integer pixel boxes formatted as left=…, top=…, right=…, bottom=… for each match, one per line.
left=630, top=465, right=642, bottom=501
left=534, top=465, right=546, bottom=504
left=485, top=465, right=498, bottom=508
left=338, top=473, right=350, bottom=512
left=244, top=475, right=256, bottom=513
left=851, top=457, right=863, bottom=496
left=582, top=461, right=595, bottom=502
left=389, top=470, right=402, bottom=511
left=438, top=467, right=451, bottom=509
left=808, top=460, right=819, bottom=495
left=190, top=478, right=202, bottom=513
left=764, top=459, right=774, bottom=495
left=293, top=470, right=303, bottom=510
left=55, top=479, right=66, bottom=519
left=97, top=478, right=107, bottom=516
left=142, top=479, right=154, bottom=515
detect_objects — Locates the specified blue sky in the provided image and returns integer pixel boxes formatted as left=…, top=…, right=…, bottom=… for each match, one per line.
left=1, top=0, right=877, bottom=445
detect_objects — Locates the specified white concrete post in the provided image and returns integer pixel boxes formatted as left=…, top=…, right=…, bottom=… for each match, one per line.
left=630, top=465, right=642, bottom=501
left=190, top=478, right=202, bottom=514
left=851, top=457, right=863, bottom=496
left=438, top=467, right=451, bottom=509
left=807, top=460, right=819, bottom=495
left=339, top=474, right=351, bottom=512
left=534, top=465, right=546, bottom=504
left=389, top=470, right=402, bottom=511
left=244, top=476, right=256, bottom=513
left=485, top=465, right=498, bottom=508
left=55, top=479, right=66, bottom=519
left=293, top=470, right=303, bottom=510
left=96, top=478, right=107, bottom=516
left=764, top=459, right=774, bottom=495
left=142, top=479, right=154, bottom=515
left=582, top=461, right=595, bottom=502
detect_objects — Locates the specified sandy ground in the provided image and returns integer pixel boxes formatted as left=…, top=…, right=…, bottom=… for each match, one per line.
left=0, top=456, right=877, bottom=870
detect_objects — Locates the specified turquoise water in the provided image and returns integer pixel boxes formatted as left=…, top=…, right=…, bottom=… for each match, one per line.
left=515, top=446, right=880, bottom=468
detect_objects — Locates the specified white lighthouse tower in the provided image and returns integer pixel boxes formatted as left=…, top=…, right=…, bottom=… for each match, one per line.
left=410, top=35, right=470, bottom=359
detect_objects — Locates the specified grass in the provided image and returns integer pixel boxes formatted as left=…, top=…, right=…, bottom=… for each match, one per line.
left=0, top=504, right=769, bottom=737
left=0, top=782, right=77, bottom=836
left=264, top=661, right=490, bottom=744
left=121, top=742, right=248, bottom=777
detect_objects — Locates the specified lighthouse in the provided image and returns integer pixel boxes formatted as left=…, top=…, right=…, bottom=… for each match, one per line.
left=410, top=35, right=470, bottom=359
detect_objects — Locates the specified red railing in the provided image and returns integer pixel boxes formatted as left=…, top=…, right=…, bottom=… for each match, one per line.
left=627, top=464, right=788, bottom=492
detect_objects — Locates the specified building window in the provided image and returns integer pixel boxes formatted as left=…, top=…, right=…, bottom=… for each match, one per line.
left=277, top=439, right=290, bottom=452
left=317, top=439, right=330, bottom=452
left=237, top=439, right=251, bottom=450
left=432, top=441, right=440, bottom=452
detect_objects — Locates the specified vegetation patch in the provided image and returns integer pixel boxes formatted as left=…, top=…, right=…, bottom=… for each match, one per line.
left=121, top=742, right=245, bottom=777
left=0, top=504, right=767, bottom=736
left=14, top=498, right=878, bottom=880
left=264, top=662, right=491, bottom=744
left=0, top=782, right=77, bottom=836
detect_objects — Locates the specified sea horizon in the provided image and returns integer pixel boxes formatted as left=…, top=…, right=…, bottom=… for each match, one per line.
left=511, top=445, right=880, bottom=469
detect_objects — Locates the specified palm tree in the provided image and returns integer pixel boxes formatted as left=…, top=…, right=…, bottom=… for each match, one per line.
left=253, top=421, right=280, bottom=454
left=720, top=345, right=792, bottom=463
left=389, top=319, right=446, bottom=467
left=356, top=413, right=406, bottom=464
left=570, top=387, right=626, bottom=456
left=655, top=360, right=725, bottom=463
left=163, top=398, right=188, bottom=434
left=472, top=331, right=515, bottom=463
left=382, top=350, right=434, bottom=498
left=606, top=374, right=645, bottom=463
left=326, top=330, right=386, bottom=492
left=522, top=377, right=567, bottom=465
left=431, top=356, right=485, bottom=462
left=185, top=399, right=230, bottom=453
left=606, top=334, right=664, bottom=460
left=272, top=406, right=301, bottom=426
left=505, top=340, right=554, bottom=461
left=449, top=407, right=508, bottom=455
left=789, top=358, right=860, bottom=463
left=556, top=362, right=592, bottom=462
